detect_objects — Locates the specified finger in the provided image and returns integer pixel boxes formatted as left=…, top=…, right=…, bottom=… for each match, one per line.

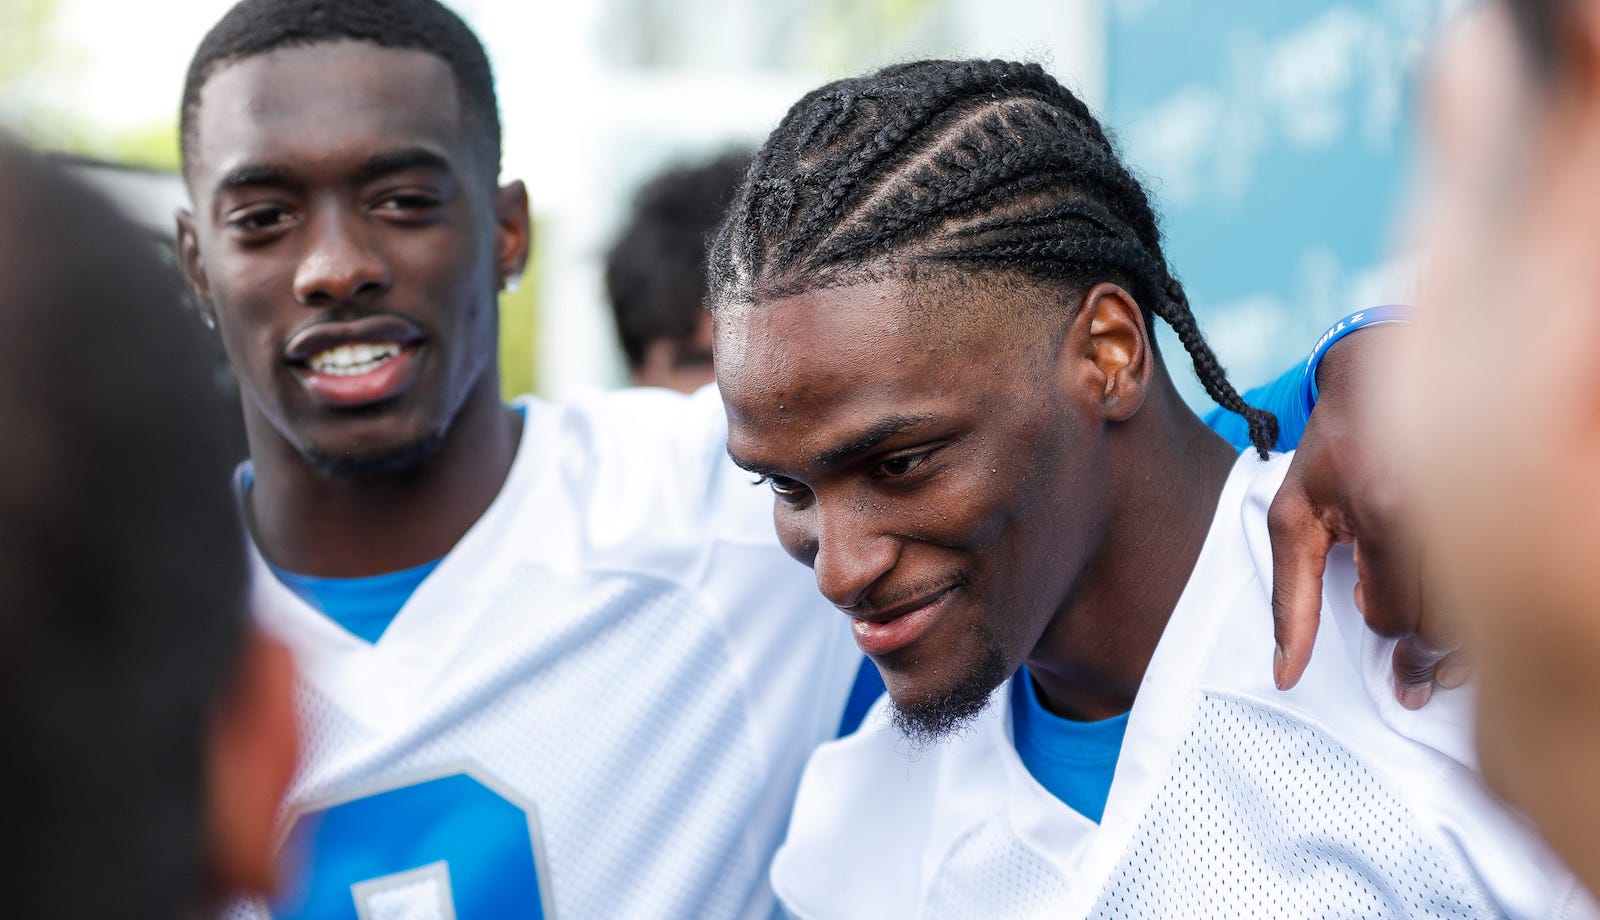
left=1392, top=636, right=1451, bottom=709
left=1435, top=649, right=1471, bottom=690
left=1362, top=536, right=1462, bottom=707
left=1352, top=544, right=1366, bottom=616
left=1350, top=527, right=1423, bottom=640
left=1360, top=530, right=1433, bottom=707
left=1268, top=492, right=1336, bottom=691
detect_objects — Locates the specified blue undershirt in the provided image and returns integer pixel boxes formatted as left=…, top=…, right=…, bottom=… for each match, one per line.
left=1010, top=668, right=1129, bottom=823
left=268, top=557, right=443, bottom=644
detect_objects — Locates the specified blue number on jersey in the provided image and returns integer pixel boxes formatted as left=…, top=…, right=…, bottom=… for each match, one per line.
left=270, top=770, right=553, bottom=919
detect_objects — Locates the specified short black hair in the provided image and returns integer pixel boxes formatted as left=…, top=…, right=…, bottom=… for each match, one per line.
left=605, top=152, right=751, bottom=369
left=710, top=59, right=1278, bottom=457
left=180, top=0, right=502, bottom=178
left=0, top=138, right=250, bottom=917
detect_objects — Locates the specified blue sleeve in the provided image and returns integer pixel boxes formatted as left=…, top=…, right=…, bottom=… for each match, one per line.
left=1204, top=305, right=1412, bottom=453
left=1204, top=363, right=1310, bottom=453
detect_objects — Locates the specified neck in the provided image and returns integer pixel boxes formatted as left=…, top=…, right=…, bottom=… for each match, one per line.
left=244, top=378, right=522, bottom=577
left=1026, top=377, right=1239, bottom=721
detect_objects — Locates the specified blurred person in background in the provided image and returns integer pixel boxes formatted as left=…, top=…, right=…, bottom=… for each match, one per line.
left=0, top=137, right=297, bottom=919
left=605, top=151, right=750, bottom=393
left=1408, top=0, right=1600, bottom=898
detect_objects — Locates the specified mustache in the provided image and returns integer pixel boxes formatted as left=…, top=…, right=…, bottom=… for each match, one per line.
left=850, top=575, right=966, bottom=620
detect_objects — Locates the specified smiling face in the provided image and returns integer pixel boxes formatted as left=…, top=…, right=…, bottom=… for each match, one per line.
left=178, top=41, right=528, bottom=475
left=718, top=272, right=1116, bottom=738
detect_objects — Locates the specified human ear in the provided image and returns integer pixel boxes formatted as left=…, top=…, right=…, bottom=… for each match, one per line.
left=1072, top=282, right=1153, bottom=422
left=204, top=628, right=299, bottom=898
left=494, top=181, right=532, bottom=291
left=175, top=209, right=219, bottom=331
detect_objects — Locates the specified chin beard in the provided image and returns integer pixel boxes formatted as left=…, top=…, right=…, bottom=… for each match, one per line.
left=890, top=627, right=1011, bottom=750
left=302, top=427, right=448, bottom=478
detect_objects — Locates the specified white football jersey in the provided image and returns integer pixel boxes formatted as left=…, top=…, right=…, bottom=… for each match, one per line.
left=773, top=452, right=1598, bottom=920
left=224, top=385, right=861, bottom=920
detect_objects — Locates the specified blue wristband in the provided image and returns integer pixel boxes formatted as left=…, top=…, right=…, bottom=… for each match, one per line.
left=1302, top=304, right=1412, bottom=412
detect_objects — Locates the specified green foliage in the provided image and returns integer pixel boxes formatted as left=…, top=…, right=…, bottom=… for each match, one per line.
left=0, top=0, right=62, bottom=89
left=802, top=0, right=944, bottom=75
left=94, top=122, right=182, bottom=172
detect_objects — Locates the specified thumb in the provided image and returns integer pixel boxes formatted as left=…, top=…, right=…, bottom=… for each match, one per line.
left=1269, top=492, right=1336, bottom=690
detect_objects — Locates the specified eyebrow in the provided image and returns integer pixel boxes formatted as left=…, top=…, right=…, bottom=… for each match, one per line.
left=214, top=164, right=299, bottom=194
left=212, top=147, right=453, bottom=195
left=357, top=147, right=454, bottom=183
left=727, top=412, right=937, bottom=477
left=813, top=414, right=936, bottom=466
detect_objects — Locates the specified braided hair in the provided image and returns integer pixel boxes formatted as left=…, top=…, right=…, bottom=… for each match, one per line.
left=709, top=59, right=1278, bottom=458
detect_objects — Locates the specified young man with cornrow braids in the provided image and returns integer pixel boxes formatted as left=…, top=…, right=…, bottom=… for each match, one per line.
left=711, top=59, right=1593, bottom=918
left=178, top=0, right=1454, bottom=915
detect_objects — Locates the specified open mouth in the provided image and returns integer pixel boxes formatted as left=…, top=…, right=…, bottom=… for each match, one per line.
left=285, top=317, right=426, bottom=409
left=307, top=342, right=404, bottom=377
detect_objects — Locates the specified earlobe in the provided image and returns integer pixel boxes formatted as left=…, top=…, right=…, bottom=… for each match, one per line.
left=495, top=181, right=532, bottom=288
left=1078, top=282, right=1153, bottom=422
left=175, top=209, right=218, bottom=329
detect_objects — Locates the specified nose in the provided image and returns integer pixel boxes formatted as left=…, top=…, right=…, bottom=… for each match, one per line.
left=807, top=502, right=900, bottom=611
left=293, top=206, right=392, bottom=306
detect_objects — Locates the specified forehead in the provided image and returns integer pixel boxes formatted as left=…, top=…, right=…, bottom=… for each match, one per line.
left=190, top=41, right=468, bottom=186
left=716, top=277, right=1036, bottom=455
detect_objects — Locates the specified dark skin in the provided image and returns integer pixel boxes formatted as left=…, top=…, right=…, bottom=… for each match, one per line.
left=1271, top=327, right=1463, bottom=706
left=719, top=274, right=1237, bottom=720
left=167, top=42, right=1443, bottom=702
left=177, top=42, right=530, bottom=576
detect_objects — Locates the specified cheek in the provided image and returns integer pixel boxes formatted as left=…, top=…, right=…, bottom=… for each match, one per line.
left=773, top=503, right=817, bottom=567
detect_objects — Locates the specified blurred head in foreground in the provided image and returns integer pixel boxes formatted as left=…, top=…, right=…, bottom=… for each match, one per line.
left=606, top=152, right=749, bottom=392
left=1407, top=0, right=1600, bottom=895
left=0, top=139, right=298, bottom=917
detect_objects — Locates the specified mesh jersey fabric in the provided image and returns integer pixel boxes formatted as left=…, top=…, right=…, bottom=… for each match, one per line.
left=772, top=452, right=1596, bottom=920
left=224, top=385, right=861, bottom=920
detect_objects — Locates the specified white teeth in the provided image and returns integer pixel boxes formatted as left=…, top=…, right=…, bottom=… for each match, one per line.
left=309, top=342, right=402, bottom=376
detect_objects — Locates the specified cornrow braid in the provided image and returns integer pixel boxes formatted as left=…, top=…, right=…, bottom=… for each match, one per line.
left=709, top=58, right=1279, bottom=459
